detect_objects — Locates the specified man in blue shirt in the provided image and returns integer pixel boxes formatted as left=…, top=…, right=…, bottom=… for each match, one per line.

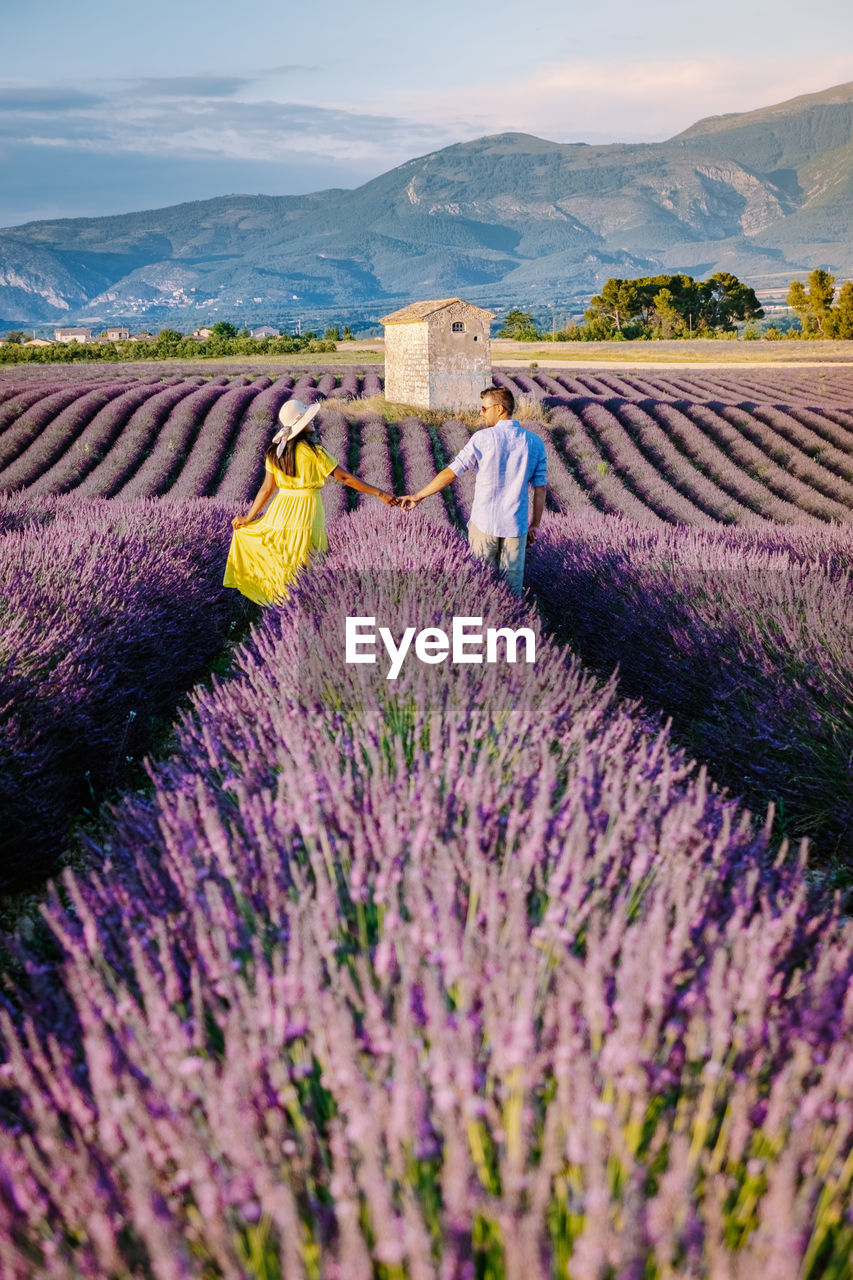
left=400, top=385, right=547, bottom=595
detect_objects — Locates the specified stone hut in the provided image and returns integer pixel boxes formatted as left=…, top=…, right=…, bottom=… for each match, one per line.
left=380, top=298, right=494, bottom=411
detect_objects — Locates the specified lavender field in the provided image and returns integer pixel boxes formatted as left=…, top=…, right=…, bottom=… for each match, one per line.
left=2, top=365, right=853, bottom=1277
left=3, top=365, right=853, bottom=520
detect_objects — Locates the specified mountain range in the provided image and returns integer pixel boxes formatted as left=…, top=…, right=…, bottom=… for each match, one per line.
left=2, top=81, right=853, bottom=327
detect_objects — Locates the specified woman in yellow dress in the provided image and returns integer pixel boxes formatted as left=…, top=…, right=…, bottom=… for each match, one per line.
left=224, top=398, right=397, bottom=605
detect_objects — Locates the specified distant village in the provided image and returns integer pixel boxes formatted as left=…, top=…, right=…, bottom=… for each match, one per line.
left=0, top=324, right=285, bottom=348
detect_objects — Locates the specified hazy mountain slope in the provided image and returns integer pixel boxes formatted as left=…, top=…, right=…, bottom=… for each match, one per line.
left=2, top=83, right=852, bottom=324
left=672, top=81, right=853, bottom=173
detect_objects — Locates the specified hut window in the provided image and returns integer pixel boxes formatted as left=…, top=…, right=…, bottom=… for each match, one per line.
left=452, top=321, right=465, bottom=332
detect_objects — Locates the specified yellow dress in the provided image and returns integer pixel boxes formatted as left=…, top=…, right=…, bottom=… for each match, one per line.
left=223, top=443, right=338, bottom=604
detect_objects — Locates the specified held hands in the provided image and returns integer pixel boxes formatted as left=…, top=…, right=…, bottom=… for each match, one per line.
left=378, top=492, right=420, bottom=510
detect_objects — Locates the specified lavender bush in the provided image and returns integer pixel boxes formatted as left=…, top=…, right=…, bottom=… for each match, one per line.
left=214, top=376, right=297, bottom=503
left=315, top=372, right=337, bottom=397
left=357, top=414, right=396, bottom=498
left=506, top=372, right=545, bottom=399
left=73, top=379, right=207, bottom=498
left=611, top=401, right=757, bottom=523
left=0, top=495, right=239, bottom=888
left=313, top=410, right=349, bottom=525
left=396, top=416, right=447, bottom=516
left=27, top=380, right=182, bottom=495
left=168, top=380, right=269, bottom=499
left=0, top=382, right=110, bottom=478
left=1, top=509, right=852, bottom=1275
left=693, top=402, right=846, bottom=520
left=436, top=420, right=476, bottom=524
left=529, top=513, right=853, bottom=855
left=536, top=419, right=607, bottom=516
left=548, top=405, right=663, bottom=523
left=117, top=379, right=233, bottom=500
left=290, top=373, right=317, bottom=399
left=418, top=419, right=468, bottom=528
left=336, top=369, right=361, bottom=400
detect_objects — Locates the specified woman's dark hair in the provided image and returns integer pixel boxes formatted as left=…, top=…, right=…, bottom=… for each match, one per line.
left=480, top=385, right=515, bottom=415
left=265, top=427, right=320, bottom=478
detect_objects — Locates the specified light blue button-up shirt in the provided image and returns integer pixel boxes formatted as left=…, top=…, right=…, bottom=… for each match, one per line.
left=448, top=418, right=547, bottom=538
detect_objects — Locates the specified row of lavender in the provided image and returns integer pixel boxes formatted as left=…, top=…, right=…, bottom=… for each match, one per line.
left=345, top=399, right=853, bottom=527
left=4, top=373, right=853, bottom=524
left=527, top=518, right=853, bottom=859
left=0, top=368, right=369, bottom=399
left=0, top=371, right=381, bottom=501
left=2, top=506, right=852, bottom=1277
left=494, top=366, right=853, bottom=406
left=0, top=494, right=242, bottom=890
left=545, top=396, right=853, bottom=524
left=4, top=362, right=853, bottom=406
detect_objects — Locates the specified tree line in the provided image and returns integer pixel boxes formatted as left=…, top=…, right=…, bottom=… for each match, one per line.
left=498, top=269, right=853, bottom=341
left=499, top=272, right=765, bottom=341
left=0, top=321, right=342, bottom=364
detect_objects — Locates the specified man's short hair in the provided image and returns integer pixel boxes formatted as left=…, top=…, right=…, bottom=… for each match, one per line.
left=480, top=385, right=515, bottom=416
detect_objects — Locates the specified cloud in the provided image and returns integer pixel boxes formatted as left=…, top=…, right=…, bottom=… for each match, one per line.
left=0, top=86, right=104, bottom=112
left=372, top=54, right=853, bottom=143
left=131, top=76, right=254, bottom=98
left=0, top=85, right=448, bottom=166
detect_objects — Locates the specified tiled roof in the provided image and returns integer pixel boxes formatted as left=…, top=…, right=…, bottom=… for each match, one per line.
left=380, top=298, right=495, bottom=324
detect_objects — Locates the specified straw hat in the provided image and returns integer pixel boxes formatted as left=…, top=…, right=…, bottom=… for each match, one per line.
left=272, top=399, right=322, bottom=457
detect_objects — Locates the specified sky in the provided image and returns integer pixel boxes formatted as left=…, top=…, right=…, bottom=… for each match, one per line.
left=1, top=0, right=852, bottom=226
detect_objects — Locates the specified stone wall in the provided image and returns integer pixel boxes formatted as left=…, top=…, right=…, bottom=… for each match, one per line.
left=428, top=301, right=492, bottom=411
left=384, top=322, right=430, bottom=405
